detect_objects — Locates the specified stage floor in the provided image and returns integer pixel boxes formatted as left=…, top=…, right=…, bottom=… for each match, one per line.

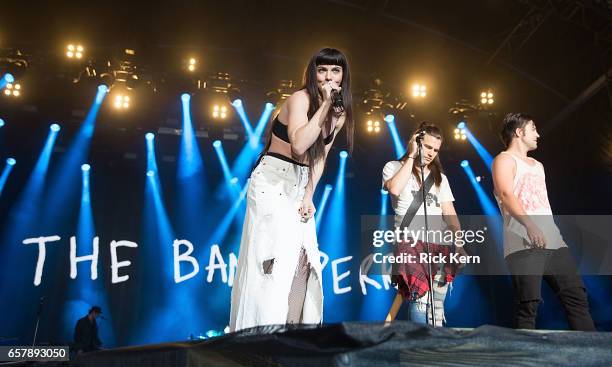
left=10, top=321, right=612, bottom=366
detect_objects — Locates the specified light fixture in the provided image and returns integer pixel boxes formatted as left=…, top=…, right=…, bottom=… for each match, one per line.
left=3, top=82, right=21, bottom=97
left=454, top=123, right=467, bottom=141
left=66, top=44, right=84, bottom=59
left=366, top=119, right=381, bottom=134
left=212, top=104, right=228, bottom=119
left=411, top=83, right=427, bottom=98
left=480, top=90, right=494, bottom=105
left=113, top=93, right=131, bottom=110
left=187, top=57, right=197, bottom=72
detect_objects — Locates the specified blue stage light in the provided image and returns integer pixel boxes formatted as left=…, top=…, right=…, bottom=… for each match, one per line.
left=39, top=85, right=108, bottom=225
left=457, top=121, right=466, bottom=129
left=81, top=164, right=90, bottom=172
left=461, top=160, right=469, bottom=167
left=230, top=99, right=254, bottom=138
left=212, top=140, right=221, bottom=148
left=384, top=114, right=406, bottom=159
left=339, top=150, right=348, bottom=159
left=464, top=128, right=494, bottom=171
left=145, top=133, right=155, bottom=141
left=181, top=93, right=191, bottom=102
left=0, top=73, right=14, bottom=89
left=0, top=158, right=17, bottom=196
left=315, top=184, right=333, bottom=232
left=0, top=119, right=4, bottom=128
left=50, top=124, right=61, bottom=132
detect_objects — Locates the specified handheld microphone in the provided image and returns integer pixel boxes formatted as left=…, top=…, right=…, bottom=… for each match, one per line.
left=416, top=129, right=426, bottom=142
left=330, top=89, right=344, bottom=114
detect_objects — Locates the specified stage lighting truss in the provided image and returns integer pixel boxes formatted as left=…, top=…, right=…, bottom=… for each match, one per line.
left=480, top=90, right=494, bottom=105
left=66, top=44, right=84, bottom=59
left=360, top=80, right=409, bottom=125
left=3, top=82, right=21, bottom=97
left=201, top=72, right=233, bottom=94
left=266, top=79, right=297, bottom=102
left=454, top=127, right=467, bottom=141
left=411, top=83, right=427, bottom=98
left=448, top=99, right=481, bottom=118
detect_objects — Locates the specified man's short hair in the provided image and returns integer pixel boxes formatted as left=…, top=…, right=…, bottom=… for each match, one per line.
left=500, top=113, right=534, bottom=148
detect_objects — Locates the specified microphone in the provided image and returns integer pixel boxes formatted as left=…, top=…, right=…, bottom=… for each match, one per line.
left=416, top=129, right=426, bottom=143
left=330, top=89, right=344, bottom=114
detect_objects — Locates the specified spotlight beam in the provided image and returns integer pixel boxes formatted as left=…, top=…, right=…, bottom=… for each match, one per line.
left=178, top=94, right=205, bottom=179
left=0, top=158, right=16, bottom=197
left=319, top=151, right=350, bottom=322
left=228, top=103, right=276, bottom=186
left=384, top=115, right=405, bottom=159
left=463, top=126, right=494, bottom=171
left=213, top=140, right=241, bottom=197
left=460, top=161, right=498, bottom=216
left=41, top=86, right=108, bottom=223
left=231, top=99, right=254, bottom=138
left=315, top=184, right=333, bottom=233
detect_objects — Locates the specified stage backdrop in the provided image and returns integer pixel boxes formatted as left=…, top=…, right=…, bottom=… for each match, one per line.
left=0, top=99, right=610, bottom=347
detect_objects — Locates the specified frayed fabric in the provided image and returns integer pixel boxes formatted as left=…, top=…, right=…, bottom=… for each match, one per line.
left=229, top=155, right=323, bottom=332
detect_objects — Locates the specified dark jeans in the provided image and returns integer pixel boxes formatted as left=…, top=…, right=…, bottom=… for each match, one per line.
left=505, top=247, right=595, bottom=331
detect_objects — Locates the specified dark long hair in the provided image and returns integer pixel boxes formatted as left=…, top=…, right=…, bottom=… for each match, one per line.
left=260, top=48, right=354, bottom=174
left=399, top=121, right=444, bottom=187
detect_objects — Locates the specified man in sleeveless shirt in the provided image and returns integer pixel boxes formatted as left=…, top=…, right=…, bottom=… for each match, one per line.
left=492, top=113, right=595, bottom=330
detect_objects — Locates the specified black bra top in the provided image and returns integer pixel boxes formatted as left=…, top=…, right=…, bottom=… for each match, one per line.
left=272, top=116, right=334, bottom=145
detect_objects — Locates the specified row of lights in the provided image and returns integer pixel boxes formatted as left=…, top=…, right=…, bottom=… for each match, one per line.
left=366, top=119, right=475, bottom=139
left=109, top=91, right=230, bottom=120
left=64, top=43, right=199, bottom=74
left=409, top=83, right=495, bottom=105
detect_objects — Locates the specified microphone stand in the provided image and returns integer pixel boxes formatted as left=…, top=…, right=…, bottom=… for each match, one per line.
left=32, top=296, right=45, bottom=347
left=416, top=132, right=437, bottom=326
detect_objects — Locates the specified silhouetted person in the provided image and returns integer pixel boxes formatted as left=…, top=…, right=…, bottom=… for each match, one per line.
left=74, top=306, right=102, bottom=354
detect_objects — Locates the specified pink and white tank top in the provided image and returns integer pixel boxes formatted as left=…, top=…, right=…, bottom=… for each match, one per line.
left=496, top=152, right=566, bottom=257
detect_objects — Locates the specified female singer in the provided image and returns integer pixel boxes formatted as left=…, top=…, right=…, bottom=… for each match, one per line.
left=230, top=48, right=354, bottom=331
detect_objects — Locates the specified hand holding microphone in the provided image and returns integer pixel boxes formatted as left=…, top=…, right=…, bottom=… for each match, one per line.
left=322, top=81, right=344, bottom=114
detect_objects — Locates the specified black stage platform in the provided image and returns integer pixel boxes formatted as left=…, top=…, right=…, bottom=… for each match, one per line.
left=7, top=321, right=612, bottom=366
